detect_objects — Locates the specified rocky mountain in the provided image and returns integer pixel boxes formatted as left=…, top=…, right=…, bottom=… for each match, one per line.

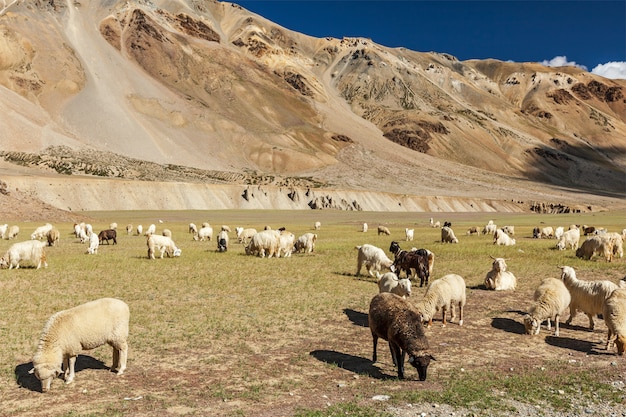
left=0, top=0, right=624, bottom=215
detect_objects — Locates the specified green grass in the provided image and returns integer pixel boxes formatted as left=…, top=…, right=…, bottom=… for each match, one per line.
left=1, top=209, right=625, bottom=416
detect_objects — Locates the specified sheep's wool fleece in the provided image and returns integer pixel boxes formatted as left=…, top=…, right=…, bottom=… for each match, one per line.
left=369, top=293, right=428, bottom=350
left=605, top=289, right=626, bottom=337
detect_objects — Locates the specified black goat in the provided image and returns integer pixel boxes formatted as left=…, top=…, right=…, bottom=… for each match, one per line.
left=389, top=241, right=432, bottom=287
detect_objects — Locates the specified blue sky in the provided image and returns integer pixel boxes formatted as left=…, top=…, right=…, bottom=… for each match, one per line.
left=234, top=0, right=626, bottom=79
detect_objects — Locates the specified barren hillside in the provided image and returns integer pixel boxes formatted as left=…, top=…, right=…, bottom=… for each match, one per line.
left=0, top=0, right=624, bottom=218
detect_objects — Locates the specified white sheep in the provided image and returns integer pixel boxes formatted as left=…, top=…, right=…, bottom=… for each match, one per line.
left=482, top=223, right=497, bottom=235
left=484, top=257, right=516, bottom=291
left=144, top=224, right=156, bottom=236
left=0, top=240, right=48, bottom=269
left=441, top=226, right=459, bottom=243
left=85, top=224, right=93, bottom=236
left=493, top=228, right=516, bottom=246
left=194, top=225, right=213, bottom=241
left=0, top=223, right=8, bottom=239
left=540, top=226, right=554, bottom=239
left=31, top=223, right=53, bottom=240
left=466, top=226, right=480, bottom=235
left=603, top=288, right=626, bottom=355
left=147, top=234, right=181, bottom=259
left=501, top=225, right=515, bottom=236
left=415, top=273, right=466, bottom=327
left=46, top=228, right=60, bottom=247
left=430, top=218, right=441, bottom=228
left=109, top=222, right=118, bottom=230
left=294, top=233, right=317, bottom=254
left=556, top=228, right=580, bottom=251
left=606, top=232, right=624, bottom=259
left=376, top=271, right=412, bottom=298
left=86, top=232, right=99, bottom=254
left=576, top=235, right=613, bottom=261
left=30, top=298, right=129, bottom=392
left=236, top=227, right=257, bottom=244
left=221, top=225, right=231, bottom=233
left=189, top=223, right=198, bottom=235
left=355, top=244, right=394, bottom=277
left=554, top=226, right=564, bottom=240
left=78, top=228, right=88, bottom=244
left=278, top=231, right=296, bottom=258
left=126, top=224, right=133, bottom=235
left=136, top=224, right=143, bottom=236
left=560, top=266, right=618, bottom=330
left=162, top=229, right=172, bottom=238
left=377, top=225, right=391, bottom=236
left=314, top=221, right=321, bottom=230
left=405, top=228, right=414, bottom=242
left=245, top=230, right=280, bottom=258
left=523, top=277, right=571, bottom=336
left=361, top=222, right=368, bottom=233
left=73, top=223, right=84, bottom=238
left=7, top=225, right=19, bottom=239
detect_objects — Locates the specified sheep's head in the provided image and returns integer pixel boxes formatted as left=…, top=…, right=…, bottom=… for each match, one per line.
left=559, top=266, right=576, bottom=282
left=616, top=335, right=626, bottom=355
left=408, top=353, right=435, bottom=381
left=173, top=248, right=182, bottom=257
left=523, top=314, right=540, bottom=335
left=0, top=257, right=8, bottom=269
left=491, top=257, right=507, bottom=272
left=29, top=363, right=62, bottom=392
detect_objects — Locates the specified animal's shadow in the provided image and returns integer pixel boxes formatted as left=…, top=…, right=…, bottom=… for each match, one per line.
left=15, top=355, right=109, bottom=392
left=491, top=317, right=526, bottom=335
left=309, top=350, right=390, bottom=379
left=343, top=308, right=368, bottom=327
left=545, top=336, right=611, bottom=355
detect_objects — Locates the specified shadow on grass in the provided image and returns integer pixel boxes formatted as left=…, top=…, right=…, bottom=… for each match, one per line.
left=309, top=350, right=390, bottom=380
left=545, top=336, right=610, bottom=355
left=491, top=317, right=526, bottom=334
left=15, top=355, right=109, bottom=392
left=344, top=308, right=368, bottom=327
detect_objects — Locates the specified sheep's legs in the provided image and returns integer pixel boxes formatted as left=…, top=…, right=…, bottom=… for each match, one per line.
left=371, top=334, right=378, bottom=362
left=458, top=303, right=464, bottom=326
left=64, top=356, right=76, bottom=384
left=554, top=315, right=560, bottom=336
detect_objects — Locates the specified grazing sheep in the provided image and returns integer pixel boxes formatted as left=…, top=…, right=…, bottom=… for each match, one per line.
left=278, top=231, right=296, bottom=258
left=314, top=221, right=321, bottom=230
left=466, top=226, right=479, bottom=235
left=368, top=292, right=434, bottom=380
left=389, top=241, right=433, bottom=287
left=523, top=278, right=571, bottom=336
left=7, top=225, right=19, bottom=239
left=0, top=224, right=7, bottom=239
left=376, top=272, right=412, bottom=298
left=194, top=225, right=213, bottom=242
left=86, top=232, right=99, bottom=255
left=441, top=226, right=459, bottom=244
left=98, top=229, right=117, bottom=245
left=501, top=225, right=515, bottom=236
left=245, top=230, right=280, bottom=258
left=606, top=232, right=624, bottom=259
left=603, top=288, right=626, bottom=355
left=554, top=226, right=564, bottom=241
left=136, top=225, right=143, bottom=236
left=540, top=227, right=554, bottom=239
left=78, top=228, right=88, bottom=244
left=217, top=230, right=229, bottom=252
left=430, top=218, right=440, bottom=228
left=144, top=224, right=156, bottom=236
left=355, top=244, right=394, bottom=277
left=560, top=266, right=618, bottom=330
left=532, top=227, right=541, bottom=238
left=109, top=222, right=118, bottom=230
left=377, top=225, right=391, bottom=236
left=493, top=229, right=516, bottom=246
left=31, top=223, right=53, bottom=240
left=30, top=298, right=129, bottom=392
left=147, top=234, right=181, bottom=259
left=46, top=228, right=60, bottom=247
left=484, top=257, right=516, bottom=291
left=294, top=232, right=317, bottom=254
left=405, top=228, right=414, bottom=242
left=415, top=274, right=466, bottom=327
left=361, top=222, right=368, bottom=233
left=0, top=240, right=48, bottom=269
left=125, top=224, right=133, bottom=235
left=236, top=227, right=257, bottom=244
left=556, top=228, right=580, bottom=251
left=188, top=223, right=197, bottom=235
left=576, top=236, right=614, bottom=262
left=73, top=223, right=84, bottom=238
left=482, top=223, right=497, bottom=235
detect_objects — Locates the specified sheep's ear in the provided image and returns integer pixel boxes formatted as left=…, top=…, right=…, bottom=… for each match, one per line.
left=489, top=255, right=496, bottom=260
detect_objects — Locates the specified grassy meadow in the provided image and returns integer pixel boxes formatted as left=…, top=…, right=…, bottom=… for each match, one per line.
left=0, top=209, right=624, bottom=417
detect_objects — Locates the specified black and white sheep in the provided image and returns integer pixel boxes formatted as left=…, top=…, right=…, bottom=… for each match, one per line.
left=560, top=266, right=618, bottom=330
left=368, top=292, right=434, bottom=380
left=415, top=274, right=466, bottom=327
left=523, top=278, right=571, bottom=336
left=30, top=298, right=129, bottom=392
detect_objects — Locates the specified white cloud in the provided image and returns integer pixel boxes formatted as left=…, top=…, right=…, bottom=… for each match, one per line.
left=591, top=62, right=626, bottom=80
left=540, top=56, right=587, bottom=71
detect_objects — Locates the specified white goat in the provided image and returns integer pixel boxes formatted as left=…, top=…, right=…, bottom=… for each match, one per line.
left=405, top=228, right=414, bottom=242
left=355, top=244, right=393, bottom=277
left=376, top=271, right=412, bottom=298
left=523, top=277, right=571, bottom=336
left=556, top=228, right=580, bottom=250
left=278, top=231, right=296, bottom=258
left=7, top=225, right=19, bottom=239
left=236, top=227, right=257, bottom=244
left=415, top=274, right=466, bottom=327
left=147, top=234, right=181, bottom=259
left=294, top=232, right=317, bottom=254
left=560, top=266, right=617, bottom=330
left=494, top=229, right=516, bottom=246
left=31, top=223, right=53, bottom=240
left=0, top=240, right=48, bottom=269
left=441, top=226, right=459, bottom=244
left=194, top=225, right=213, bottom=241
left=86, top=232, right=99, bottom=254
left=484, top=257, right=516, bottom=291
